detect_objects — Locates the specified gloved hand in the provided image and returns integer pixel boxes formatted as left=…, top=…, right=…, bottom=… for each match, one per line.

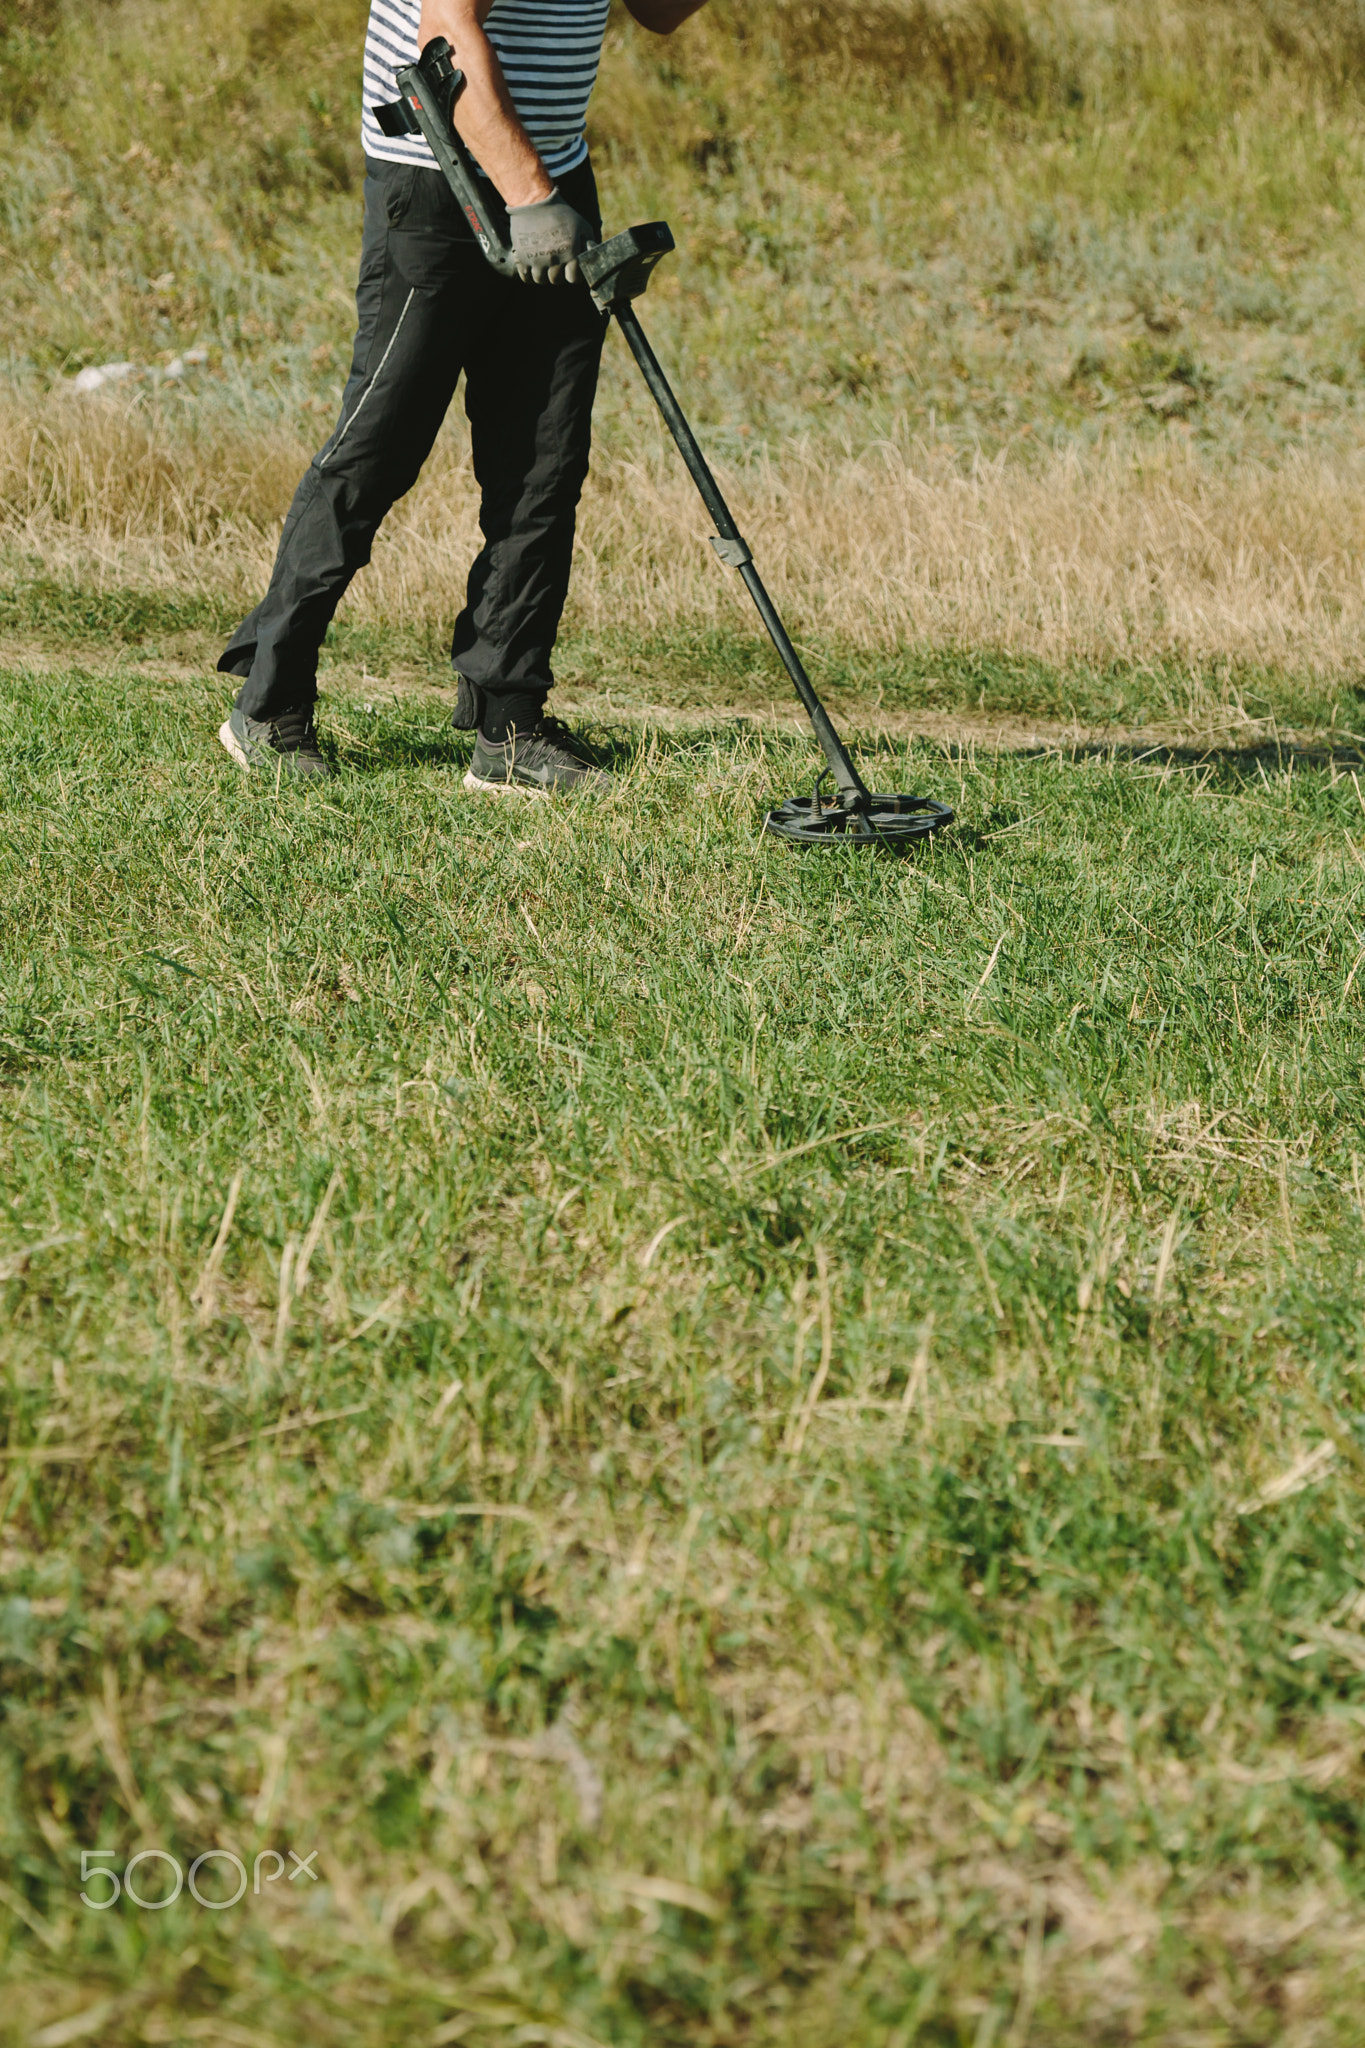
left=507, top=187, right=595, bottom=284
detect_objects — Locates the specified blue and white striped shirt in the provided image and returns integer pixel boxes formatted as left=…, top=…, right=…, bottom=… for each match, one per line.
left=361, top=0, right=611, bottom=179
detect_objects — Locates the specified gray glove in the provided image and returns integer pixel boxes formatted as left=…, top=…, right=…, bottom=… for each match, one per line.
left=507, top=187, right=595, bottom=285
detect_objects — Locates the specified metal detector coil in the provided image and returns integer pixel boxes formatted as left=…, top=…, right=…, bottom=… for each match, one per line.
left=766, top=782, right=955, bottom=845
left=380, top=40, right=955, bottom=853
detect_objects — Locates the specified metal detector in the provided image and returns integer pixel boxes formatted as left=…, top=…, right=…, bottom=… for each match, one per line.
left=375, top=38, right=954, bottom=848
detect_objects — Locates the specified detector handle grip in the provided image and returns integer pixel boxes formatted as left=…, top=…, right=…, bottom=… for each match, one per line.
left=392, top=37, right=518, bottom=277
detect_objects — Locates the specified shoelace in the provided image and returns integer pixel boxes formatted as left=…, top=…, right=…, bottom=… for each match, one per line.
left=270, top=708, right=321, bottom=754
left=525, top=716, right=594, bottom=763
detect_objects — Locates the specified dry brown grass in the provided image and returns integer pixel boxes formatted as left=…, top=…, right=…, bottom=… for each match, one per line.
left=607, top=0, right=1365, bottom=109
left=576, top=430, right=1365, bottom=676
left=11, top=392, right=1365, bottom=682
left=10, top=0, right=1365, bottom=711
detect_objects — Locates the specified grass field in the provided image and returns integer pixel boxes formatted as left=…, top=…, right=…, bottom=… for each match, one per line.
left=4, top=653, right=1365, bottom=2043
left=6, top=2, right=1365, bottom=2042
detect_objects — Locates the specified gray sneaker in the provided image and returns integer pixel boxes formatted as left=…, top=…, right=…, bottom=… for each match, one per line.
left=463, top=718, right=612, bottom=798
left=218, top=703, right=333, bottom=780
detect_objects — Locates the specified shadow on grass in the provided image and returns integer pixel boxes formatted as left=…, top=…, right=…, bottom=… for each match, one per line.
left=337, top=722, right=466, bottom=773
left=1063, top=738, right=1365, bottom=783
left=850, top=726, right=1365, bottom=786
left=327, top=717, right=643, bottom=777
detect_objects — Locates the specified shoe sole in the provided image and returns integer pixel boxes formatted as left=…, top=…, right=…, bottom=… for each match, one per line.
left=463, top=770, right=550, bottom=800
left=219, top=719, right=251, bottom=771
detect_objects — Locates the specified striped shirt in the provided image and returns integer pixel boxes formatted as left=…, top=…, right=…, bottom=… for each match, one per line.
left=361, top=0, right=611, bottom=179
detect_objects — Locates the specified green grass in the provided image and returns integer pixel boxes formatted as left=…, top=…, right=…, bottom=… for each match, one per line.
left=8, top=2, right=1365, bottom=2035
left=4, top=655, right=1365, bottom=2040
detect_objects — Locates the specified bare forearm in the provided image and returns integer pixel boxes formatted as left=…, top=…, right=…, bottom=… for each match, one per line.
left=416, top=0, right=552, bottom=205
left=622, top=0, right=710, bottom=32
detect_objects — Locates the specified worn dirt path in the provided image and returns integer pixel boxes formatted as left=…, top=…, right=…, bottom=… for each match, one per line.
left=8, top=640, right=1364, bottom=768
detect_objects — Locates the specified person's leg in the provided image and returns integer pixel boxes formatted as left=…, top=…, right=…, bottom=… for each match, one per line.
left=450, top=161, right=607, bottom=739
left=220, top=162, right=478, bottom=726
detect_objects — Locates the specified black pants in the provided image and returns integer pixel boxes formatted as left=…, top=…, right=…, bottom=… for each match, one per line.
left=220, top=156, right=606, bottom=720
